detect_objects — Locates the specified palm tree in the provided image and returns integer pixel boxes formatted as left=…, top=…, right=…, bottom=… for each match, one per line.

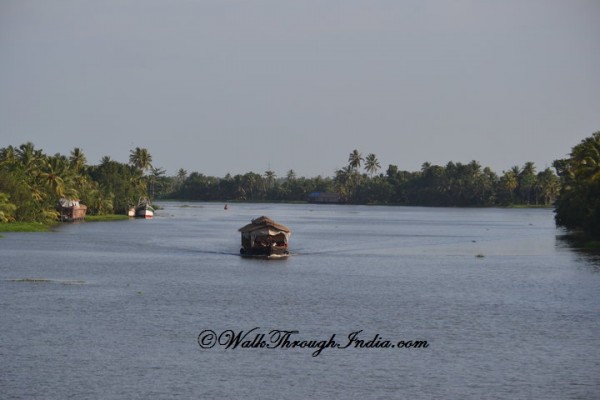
left=241, top=172, right=261, bottom=200
left=571, top=131, right=600, bottom=182
left=348, top=149, right=363, bottom=171
left=334, top=165, right=357, bottom=202
left=467, top=160, right=482, bottom=176
left=100, top=156, right=112, bottom=165
left=502, top=167, right=519, bottom=203
left=38, top=156, right=68, bottom=198
left=535, top=168, right=559, bottom=205
left=553, top=131, right=600, bottom=235
left=0, top=145, right=17, bottom=167
left=0, top=192, right=16, bottom=223
left=16, top=142, right=42, bottom=173
left=149, top=166, right=166, bottom=197
left=69, top=148, right=87, bottom=172
left=264, top=170, right=276, bottom=189
left=129, top=147, right=153, bottom=172
left=364, top=153, right=381, bottom=176
left=519, top=162, right=536, bottom=204
left=286, top=169, right=297, bottom=181
left=176, top=168, right=187, bottom=191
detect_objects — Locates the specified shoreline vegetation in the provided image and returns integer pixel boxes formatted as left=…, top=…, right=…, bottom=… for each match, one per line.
left=0, top=221, right=54, bottom=233
left=0, top=214, right=129, bottom=233
left=1, top=132, right=599, bottom=244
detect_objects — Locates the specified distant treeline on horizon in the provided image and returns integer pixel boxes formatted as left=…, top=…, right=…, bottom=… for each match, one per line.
left=0, top=142, right=559, bottom=224
left=3, top=133, right=600, bottom=238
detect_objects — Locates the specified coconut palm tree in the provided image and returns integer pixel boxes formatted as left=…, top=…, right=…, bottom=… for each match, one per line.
left=553, top=131, right=600, bottom=236
left=502, top=167, right=519, bottom=203
left=149, top=166, right=166, bottom=197
left=535, top=168, right=559, bottom=205
left=176, top=168, right=187, bottom=191
left=571, top=131, right=600, bottom=182
left=38, top=156, right=69, bottom=199
left=518, top=162, right=536, bottom=203
left=364, top=153, right=381, bottom=176
left=0, top=145, right=17, bottom=167
left=0, top=192, right=16, bottom=223
left=69, top=147, right=87, bottom=172
left=286, top=169, right=296, bottom=181
left=264, top=170, right=276, bottom=189
left=16, top=142, right=42, bottom=173
left=334, top=165, right=356, bottom=202
left=129, top=147, right=153, bottom=172
left=348, top=149, right=363, bottom=171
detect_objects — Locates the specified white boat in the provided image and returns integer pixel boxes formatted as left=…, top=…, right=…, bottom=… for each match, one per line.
left=135, top=198, right=154, bottom=219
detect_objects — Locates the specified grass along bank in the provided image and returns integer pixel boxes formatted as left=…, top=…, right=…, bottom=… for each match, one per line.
left=85, top=214, right=130, bottom=222
left=0, top=222, right=55, bottom=233
left=0, top=214, right=129, bottom=235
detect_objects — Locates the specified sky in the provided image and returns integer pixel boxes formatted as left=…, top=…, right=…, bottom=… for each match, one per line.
left=1, top=0, right=599, bottom=178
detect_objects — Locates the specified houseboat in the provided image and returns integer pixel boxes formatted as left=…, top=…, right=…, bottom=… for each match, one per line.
left=59, top=198, right=87, bottom=222
left=238, top=216, right=291, bottom=258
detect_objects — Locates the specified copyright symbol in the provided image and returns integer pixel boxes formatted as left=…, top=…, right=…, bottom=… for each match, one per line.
left=197, top=330, right=217, bottom=349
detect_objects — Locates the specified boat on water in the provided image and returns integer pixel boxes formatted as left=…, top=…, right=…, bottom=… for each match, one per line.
left=238, top=216, right=291, bottom=258
left=135, top=198, right=154, bottom=219
left=58, top=198, right=87, bottom=222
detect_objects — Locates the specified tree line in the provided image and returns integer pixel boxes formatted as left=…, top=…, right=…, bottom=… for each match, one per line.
left=1, top=132, right=599, bottom=239
left=0, top=143, right=156, bottom=223
left=171, top=153, right=559, bottom=208
left=553, top=131, right=600, bottom=237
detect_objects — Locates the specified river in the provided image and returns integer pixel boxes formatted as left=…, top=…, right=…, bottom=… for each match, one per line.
left=1, top=202, right=598, bottom=399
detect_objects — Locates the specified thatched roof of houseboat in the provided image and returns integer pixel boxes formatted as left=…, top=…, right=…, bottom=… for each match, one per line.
left=238, top=216, right=291, bottom=233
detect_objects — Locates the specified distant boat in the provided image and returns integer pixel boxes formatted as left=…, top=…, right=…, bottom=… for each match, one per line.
left=135, top=198, right=154, bottom=219
left=238, top=216, right=291, bottom=258
left=58, top=198, right=87, bottom=222
left=127, top=206, right=135, bottom=217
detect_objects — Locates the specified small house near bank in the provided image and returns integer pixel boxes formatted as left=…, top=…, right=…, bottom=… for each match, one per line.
left=59, top=198, right=87, bottom=222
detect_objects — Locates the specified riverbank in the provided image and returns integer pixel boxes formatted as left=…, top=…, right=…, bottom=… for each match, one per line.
left=558, top=232, right=600, bottom=252
left=0, top=214, right=129, bottom=235
left=0, top=222, right=54, bottom=233
left=85, top=215, right=130, bottom=222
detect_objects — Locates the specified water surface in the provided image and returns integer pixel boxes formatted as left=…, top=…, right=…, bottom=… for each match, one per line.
left=1, top=203, right=598, bottom=399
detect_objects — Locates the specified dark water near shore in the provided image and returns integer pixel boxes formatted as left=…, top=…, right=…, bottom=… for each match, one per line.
left=1, top=202, right=599, bottom=399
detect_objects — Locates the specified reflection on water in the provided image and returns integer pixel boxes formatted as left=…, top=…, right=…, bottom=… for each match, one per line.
left=556, top=233, right=600, bottom=272
left=0, top=202, right=599, bottom=399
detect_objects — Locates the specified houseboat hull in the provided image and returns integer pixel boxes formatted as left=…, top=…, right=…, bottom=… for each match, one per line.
left=240, top=247, right=290, bottom=258
left=60, top=206, right=87, bottom=222
left=58, top=198, right=87, bottom=222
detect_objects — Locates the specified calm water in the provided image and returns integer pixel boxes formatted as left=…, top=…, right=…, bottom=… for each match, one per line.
left=1, top=202, right=599, bottom=399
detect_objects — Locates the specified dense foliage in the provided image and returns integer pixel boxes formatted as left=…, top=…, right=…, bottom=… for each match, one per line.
left=171, top=150, right=559, bottom=207
left=0, top=142, right=564, bottom=225
left=553, top=132, right=600, bottom=237
left=0, top=143, right=152, bottom=223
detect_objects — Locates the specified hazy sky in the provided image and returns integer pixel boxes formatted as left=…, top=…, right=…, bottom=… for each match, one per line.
left=1, top=0, right=599, bottom=177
